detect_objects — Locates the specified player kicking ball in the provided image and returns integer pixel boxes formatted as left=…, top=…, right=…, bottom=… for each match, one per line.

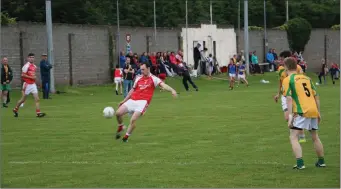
left=274, top=51, right=306, bottom=143
left=236, top=63, right=249, bottom=87
left=115, top=63, right=177, bottom=142
left=282, top=57, right=325, bottom=170
left=13, top=53, right=46, bottom=118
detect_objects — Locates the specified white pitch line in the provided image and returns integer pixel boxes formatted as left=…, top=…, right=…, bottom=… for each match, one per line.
left=7, top=160, right=308, bottom=167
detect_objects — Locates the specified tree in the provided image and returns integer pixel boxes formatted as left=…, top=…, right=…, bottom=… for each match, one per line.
left=286, top=18, right=312, bottom=52
left=1, top=0, right=340, bottom=28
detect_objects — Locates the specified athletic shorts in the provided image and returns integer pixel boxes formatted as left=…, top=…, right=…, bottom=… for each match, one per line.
left=22, top=83, right=38, bottom=95
left=0, top=84, right=11, bottom=91
left=114, top=77, right=122, bottom=84
left=238, top=74, right=245, bottom=80
left=292, top=115, right=319, bottom=130
left=229, top=73, right=236, bottom=78
left=281, top=95, right=287, bottom=112
left=123, top=99, right=148, bottom=115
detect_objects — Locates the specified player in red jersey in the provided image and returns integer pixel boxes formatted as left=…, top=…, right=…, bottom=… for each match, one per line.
left=115, top=62, right=177, bottom=142
left=113, top=64, right=123, bottom=95
left=13, top=53, right=46, bottom=118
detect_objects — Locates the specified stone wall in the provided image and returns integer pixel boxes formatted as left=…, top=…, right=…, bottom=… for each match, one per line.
left=1, top=22, right=339, bottom=86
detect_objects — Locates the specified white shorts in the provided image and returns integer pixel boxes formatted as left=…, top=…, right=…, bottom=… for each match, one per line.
left=123, top=99, right=148, bottom=114
left=22, top=83, right=38, bottom=95
left=114, top=77, right=122, bottom=84
left=293, top=115, right=319, bottom=130
left=238, top=74, right=245, bottom=80
left=281, top=95, right=288, bottom=111
left=229, top=73, right=236, bottom=78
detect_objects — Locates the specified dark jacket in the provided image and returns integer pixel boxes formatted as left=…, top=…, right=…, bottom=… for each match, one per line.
left=40, top=59, right=53, bottom=80
left=1, top=64, right=13, bottom=84
left=193, top=47, right=201, bottom=61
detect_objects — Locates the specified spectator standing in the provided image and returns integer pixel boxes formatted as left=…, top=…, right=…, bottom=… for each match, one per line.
left=40, top=53, right=53, bottom=99
left=126, top=51, right=134, bottom=60
left=123, top=57, right=135, bottom=97
left=266, top=49, right=275, bottom=71
left=207, top=54, right=214, bottom=79
left=193, top=43, right=201, bottom=77
left=0, top=57, right=13, bottom=107
left=251, top=51, right=261, bottom=74
left=119, top=51, right=126, bottom=68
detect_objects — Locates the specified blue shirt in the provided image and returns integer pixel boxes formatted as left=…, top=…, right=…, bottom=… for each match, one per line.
left=119, top=56, right=126, bottom=68
left=40, top=60, right=52, bottom=79
left=238, top=65, right=245, bottom=75
left=266, top=52, right=274, bottom=63
left=228, top=64, right=236, bottom=74
left=139, top=56, right=148, bottom=63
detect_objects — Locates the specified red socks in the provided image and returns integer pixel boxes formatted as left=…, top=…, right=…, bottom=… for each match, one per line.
left=117, top=125, right=124, bottom=132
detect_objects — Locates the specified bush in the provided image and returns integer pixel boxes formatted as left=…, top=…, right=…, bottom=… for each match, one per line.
left=248, top=26, right=263, bottom=31
left=331, top=24, right=340, bottom=30
left=286, top=18, right=312, bottom=53
left=1, top=13, right=16, bottom=25
left=273, top=24, right=288, bottom=31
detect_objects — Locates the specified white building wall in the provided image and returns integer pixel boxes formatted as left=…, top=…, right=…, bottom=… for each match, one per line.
left=181, top=24, right=237, bottom=67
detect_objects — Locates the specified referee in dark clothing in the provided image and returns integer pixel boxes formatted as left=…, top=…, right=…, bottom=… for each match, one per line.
left=193, top=43, right=201, bottom=73
left=179, top=63, right=198, bottom=91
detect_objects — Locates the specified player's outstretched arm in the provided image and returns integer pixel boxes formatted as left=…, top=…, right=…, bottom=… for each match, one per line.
left=159, top=82, right=177, bottom=97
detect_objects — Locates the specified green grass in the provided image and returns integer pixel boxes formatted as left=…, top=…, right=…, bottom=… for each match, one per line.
left=1, top=73, right=340, bottom=188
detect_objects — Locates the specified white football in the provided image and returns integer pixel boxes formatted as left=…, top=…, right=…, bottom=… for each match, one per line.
left=103, top=107, right=115, bottom=118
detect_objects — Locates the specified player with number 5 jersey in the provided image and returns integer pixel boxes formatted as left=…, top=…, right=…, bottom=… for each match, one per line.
left=281, top=57, right=325, bottom=170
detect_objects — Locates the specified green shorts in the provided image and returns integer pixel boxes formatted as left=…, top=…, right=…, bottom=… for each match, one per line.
left=0, top=84, right=11, bottom=91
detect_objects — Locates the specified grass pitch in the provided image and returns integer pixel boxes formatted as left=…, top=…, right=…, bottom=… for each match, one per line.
left=1, top=73, right=339, bottom=188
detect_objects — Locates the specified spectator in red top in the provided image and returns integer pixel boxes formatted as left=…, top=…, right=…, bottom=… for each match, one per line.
left=149, top=52, right=157, bottom=75
left=175, top=50, right=183, bottom=65
left=150, top=52, right=157, bottom=65
left=168, top=52, right=179, bottom=74
left=169, top=52, right=176, bottom=64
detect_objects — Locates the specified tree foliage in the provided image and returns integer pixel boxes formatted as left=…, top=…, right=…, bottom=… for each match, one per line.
left=1, top=0, right=339, bottom=28
left=286, top=18, right=312, bottom=52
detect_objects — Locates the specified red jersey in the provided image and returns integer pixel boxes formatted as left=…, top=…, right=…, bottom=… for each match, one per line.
left=131, top=74, right=162, bottom=104
left=150, top=56, right=157, bottom=65
left=22, top=62, right=36, bottom=84
left=114, top=69, right=122, bottom=78
left=175, top=54, right=183, bottom=64
left=169, top=55, right=176, bottom=64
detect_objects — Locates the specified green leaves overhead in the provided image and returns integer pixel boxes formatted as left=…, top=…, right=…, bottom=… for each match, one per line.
left=1, top=0, right=339, bottom=28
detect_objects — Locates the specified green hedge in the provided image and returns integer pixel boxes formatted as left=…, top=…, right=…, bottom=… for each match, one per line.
left=286, top=18, right=312, bottom=52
